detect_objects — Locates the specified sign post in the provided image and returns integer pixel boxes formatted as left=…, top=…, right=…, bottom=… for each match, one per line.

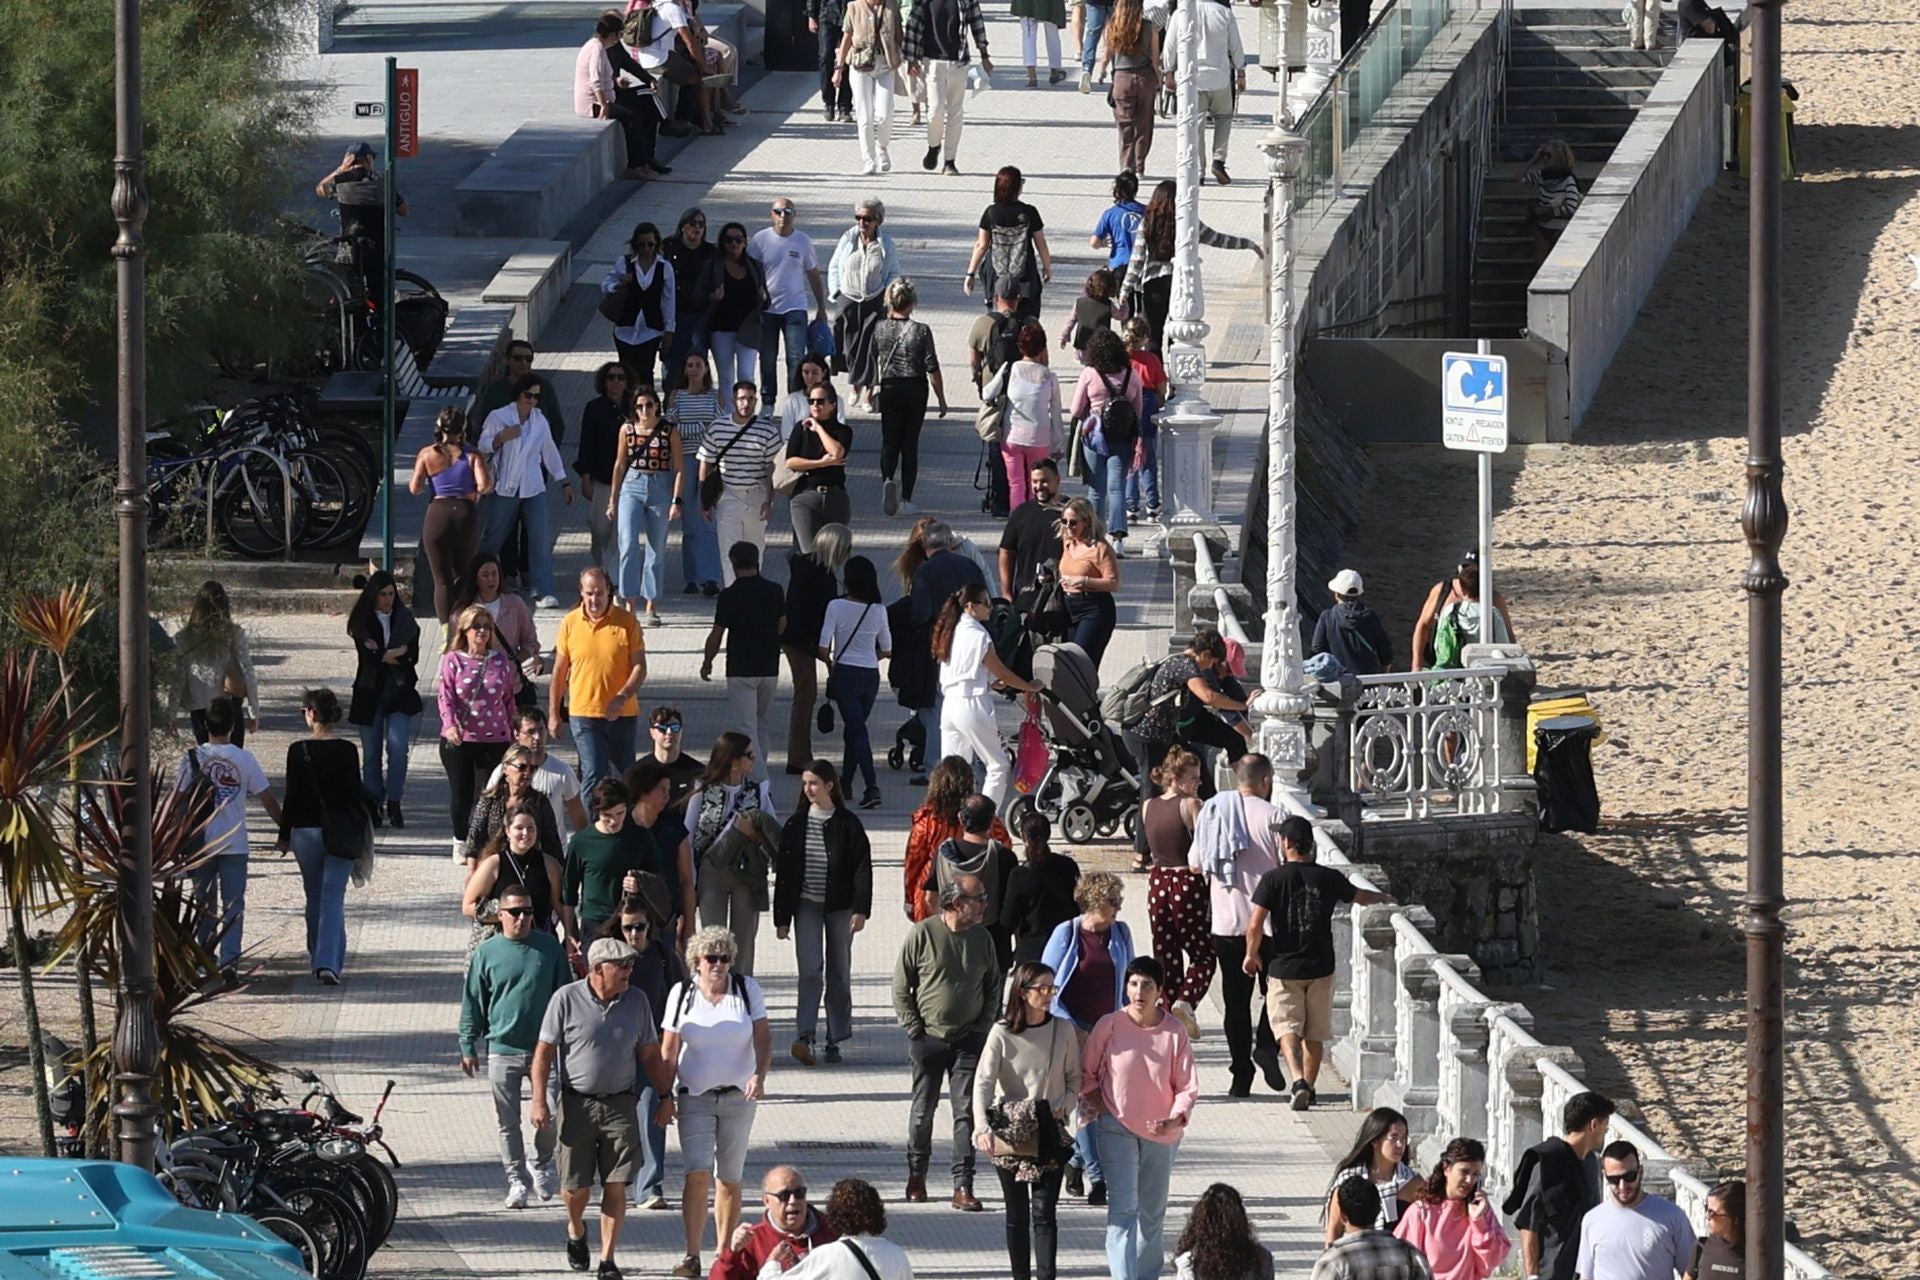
left=381, top=56, right=397, bottom=571
left=1440, top=342, right=1509, bottom=645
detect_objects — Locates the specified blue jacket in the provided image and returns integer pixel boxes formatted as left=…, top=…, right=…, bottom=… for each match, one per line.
left=1038, top=917, right=1136, bottom=1029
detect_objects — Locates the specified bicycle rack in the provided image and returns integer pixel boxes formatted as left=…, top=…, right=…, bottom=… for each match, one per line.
left=201, top=445, right=298, bottom=563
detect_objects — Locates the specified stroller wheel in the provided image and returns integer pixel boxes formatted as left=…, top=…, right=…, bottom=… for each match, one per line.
left=1123, top=808, right=1141, bottom=843
left=1062, top=804, right=1098, bottom=845
left=1006, top=795, right=1036, bottom=838
left=1096, top=817, right=1119, bottom=837
left=887, top=745, right=904, bottom=770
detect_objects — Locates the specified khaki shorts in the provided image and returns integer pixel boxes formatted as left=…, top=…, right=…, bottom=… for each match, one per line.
left=558, top=1091, right=641, bottom=1191
left=1266, top=974, right=1335, bottom=1042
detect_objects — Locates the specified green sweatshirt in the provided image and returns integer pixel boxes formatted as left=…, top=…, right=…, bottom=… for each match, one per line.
left=892, top=916, right=1001, bottom=1042
left=564, top=824, right=654, bottom=926
left=460, top=930, right=573, bottom=1058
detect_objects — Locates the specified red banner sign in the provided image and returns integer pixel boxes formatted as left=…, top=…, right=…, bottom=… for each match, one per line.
left=396, top=68, right=419, bottom=157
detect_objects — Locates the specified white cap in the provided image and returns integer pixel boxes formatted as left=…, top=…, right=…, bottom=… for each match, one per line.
left=1328, top=569, right=1364, bottom=598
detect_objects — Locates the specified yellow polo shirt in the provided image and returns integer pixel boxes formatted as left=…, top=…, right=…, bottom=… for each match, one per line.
left=556, top=605, right=644, bottom=719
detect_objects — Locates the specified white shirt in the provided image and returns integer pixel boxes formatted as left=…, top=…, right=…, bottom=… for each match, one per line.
left=820, top=598, right=892, bottom=670
left=602, top=254, right=678, bottom=346
left=1163, top=0, right=1244, bottom=91
left=938, top=614, right=994, bottom=698
left=1192, top=791, right=1280, bottom=937
left=478, top=407, right=568, bottom=499
left=763, top=1236, right=913, bottom=1280
left=664, top=975, right=768, bottom=1094
left=636, top=0, right=690, bottom=68
left=176, top=743, right=270, bottom=859
left=484, top=754, right=584, bottom=833
left=748, top=227, right=820, bottom=315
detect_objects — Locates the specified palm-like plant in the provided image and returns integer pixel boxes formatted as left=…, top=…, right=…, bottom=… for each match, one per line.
left=13, top=582, right=104, bottom=1120
left=0, top=649, right=107, bottom=1155
left=52, top=765, right=277, bottom=1149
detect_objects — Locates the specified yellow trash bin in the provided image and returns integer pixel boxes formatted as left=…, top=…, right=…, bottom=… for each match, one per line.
left=1737, top=79, right=1799, bottom=181
left=1528, top=693, right=1606, bottom=774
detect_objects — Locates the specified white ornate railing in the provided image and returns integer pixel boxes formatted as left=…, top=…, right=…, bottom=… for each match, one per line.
left=1349, top=668, right=1504, bottom=820
left=1269, top=795, right=1839, bottom=1280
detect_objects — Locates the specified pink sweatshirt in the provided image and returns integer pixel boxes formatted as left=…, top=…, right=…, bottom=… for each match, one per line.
left=1392, top=1199, right=1511, bottom=1280
left=1078, top=1009, right=1197, bottom=1144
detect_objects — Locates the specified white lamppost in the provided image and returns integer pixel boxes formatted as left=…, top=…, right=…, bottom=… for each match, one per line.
left=1292, top=0, right=1341, bottom=110
left=1254, top=120, right=1311, bottom=784
left=1154, top=0, right=1219, bottom=543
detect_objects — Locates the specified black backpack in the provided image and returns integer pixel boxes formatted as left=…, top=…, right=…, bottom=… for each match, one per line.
left=983, top=312, right=1021, bottom=378
left=1097, top=367, right=1139, bottom=451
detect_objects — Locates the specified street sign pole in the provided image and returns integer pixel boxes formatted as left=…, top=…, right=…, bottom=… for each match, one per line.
left=1477, top=337, right=1493, bottom=645
left=381, top=55, right=397, bottom=572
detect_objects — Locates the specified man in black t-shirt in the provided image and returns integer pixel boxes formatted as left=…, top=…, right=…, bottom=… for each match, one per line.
left=1244, top=815, right=1390, bottom=1111
left=998, top=458, right=1064, bottom=609
left=1505, top=1089, right=1613, bottom=1280
left=701, top=542, right=787, bottom=783
left=643, top=706, right=706, bottom=803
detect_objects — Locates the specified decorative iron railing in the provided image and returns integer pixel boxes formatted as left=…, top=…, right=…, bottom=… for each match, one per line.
left=1348, top=667, right=1504, bottom=819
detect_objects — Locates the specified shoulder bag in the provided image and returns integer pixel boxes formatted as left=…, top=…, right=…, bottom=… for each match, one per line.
left=698, top=420, right=752, bottom=510
left=302, top=741, right=371, bottom=863
left=840, top=1240, right=883, bottom=1280
left=599, top=256, right=642, bottom=326
left=771, top=423, right=805, bottom=496
left=822, top=602, right=876, bottom=705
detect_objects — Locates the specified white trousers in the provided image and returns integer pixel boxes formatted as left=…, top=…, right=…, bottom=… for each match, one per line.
left=850, top=67, right=897, bottom=167
left=1622, top=0, right=1659, bottom=48
left=1021, top=18, right=1062, bottom=69
left=726, top=675, right=779, bottom=782
left=940, top=692, right=1011, bottom=812
left=715, top=483, right=770, bottom=586
left=926, top=59, right=970, bottom=162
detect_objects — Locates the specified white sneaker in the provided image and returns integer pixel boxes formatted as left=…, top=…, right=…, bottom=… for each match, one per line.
left=860, top=160, right=878, bottom=176
left=532, top=1161, right=559, bottom=1201
left=535, top=594, right=562, bottom=609
left=1110, top=535, right=1128, bottom=558
left=504, top=1180, right=530, bottom=1210
left=452, top=838, right=468, bottom=864
left=880, top=152, right=893, bottom=172
left=1079, top=70, right=1092, bottom=93
left=897, top=500, right=919, bottom=516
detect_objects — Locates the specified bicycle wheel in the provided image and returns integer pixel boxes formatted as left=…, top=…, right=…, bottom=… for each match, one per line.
left=274, top=1183, right=368, bottom=1280
left=158, top=1165, right=237, bottom=1213
left=310, top=444, right=377, bottom=546
left=250, top=1209, right=322, bottom=1273
left=216, top=453, right=309, bottom=559
left=351, top=1154, right=399, bottom=1247
left=280, top=1152, right=387, bottom=1251
left=287, top=452, right=353, bottom=551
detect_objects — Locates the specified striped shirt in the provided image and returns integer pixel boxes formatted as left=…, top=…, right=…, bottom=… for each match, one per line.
left=667, top=387, right=722, bottom=457
left=697, top=414, right=784, bottom=488
left=802, top=808, right=831, bottom=902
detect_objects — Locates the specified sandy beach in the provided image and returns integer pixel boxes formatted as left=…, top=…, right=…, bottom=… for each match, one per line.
left=1350, top=5, right=1920, bottom=1273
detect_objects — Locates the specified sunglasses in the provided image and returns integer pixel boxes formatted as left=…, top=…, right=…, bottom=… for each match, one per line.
left=652, top=721, right=683, bottom=732
left=606, top=372, right=628, bottom=382
left=769, top=1187, right=808, bottom=1202
left=500, top=906, right=532, bottom=919
left=701, top=954, right=732, bottom=966
left=636, top=399, right=660, bottom=409
left=772, top=208, right=796, bottom=216
left=1025, top=982, right=1057, bottom=993
left=520, top=392, right=542, bottom=402
left=636, top=240, right=659, bottom=249
left=808, top=397, right=833, bottom=405
left=723, top=235, right=746, bottom=244
left=622, top=922, right=651, bottom=934
left=505, top=762, right=531, bottom=772
left=1604, top=1171, right=1642, bottom=1186
left=854, top=213, right=877, bottom=223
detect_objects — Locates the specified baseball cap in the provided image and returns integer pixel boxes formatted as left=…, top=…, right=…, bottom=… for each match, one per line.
left=1459, top=548, right=1480, bottom=568
left=586, top=937, right=638, bottom=968
left=1328, top=569, right=1364, bottom=598
left=349, top=141, right=376, bottom=159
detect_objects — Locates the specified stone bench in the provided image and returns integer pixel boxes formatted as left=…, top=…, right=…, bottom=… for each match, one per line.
left=482, top=243, right=574, bottom=345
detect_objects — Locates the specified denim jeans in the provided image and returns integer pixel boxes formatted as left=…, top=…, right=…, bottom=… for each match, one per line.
left=760, top=309, right=811, bottom=401
left=291, top=828, right=351, bottom=976
left=191, top=855, right=250, bottom=969
left=711, top=332, right=759, bottom=392
left=569, top=715, right=639, bottom=796
left=792, top=899, right=855, bottom=1043
left=617, top=470, right=673, bottom=604
left=1123, top=433, right=1159, bottom=516
left=663, top=319, right=707, bottom=395
left=637, top=1081, right=670, bottom=1198
left=678, top=451, right=721, bottom=588
left=480, top=491, right=555, bottom=598
left=906, top=1029, right=984, bottom=1186
left=1081, top=0, right=1112, bottom=71
left=357, top=711, right=413, bottom=805
left=1083, top=444, right=1129, bottom=537
left=1094, top=1112, right=1180, bottom=1280
left=831, top=664, right=881, bottom=792
left=488, top=1050, right=558, bottom=1186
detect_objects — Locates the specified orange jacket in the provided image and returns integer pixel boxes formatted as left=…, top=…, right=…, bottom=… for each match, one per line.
left=903, top=806, right=1011, bottom=920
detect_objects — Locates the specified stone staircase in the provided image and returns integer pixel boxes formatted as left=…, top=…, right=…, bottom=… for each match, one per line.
left=1469, top=8, right=1673, bottom=338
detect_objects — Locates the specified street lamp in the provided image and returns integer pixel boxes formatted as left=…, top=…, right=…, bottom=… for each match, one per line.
left=111, top=0, right=161, bottom=1171
left=1253, top=121, right=1311, bottom=785
left=1156, top=0, right=1223, bottom=539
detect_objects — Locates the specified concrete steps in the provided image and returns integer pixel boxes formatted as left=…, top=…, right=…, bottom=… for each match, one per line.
left=1469, top=9, right=1674, bottom=338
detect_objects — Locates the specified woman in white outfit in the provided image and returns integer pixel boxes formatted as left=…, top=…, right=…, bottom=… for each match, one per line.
left=834, top=0, right=905, bottom=176
left=931, top=582, right=1041, bottom=812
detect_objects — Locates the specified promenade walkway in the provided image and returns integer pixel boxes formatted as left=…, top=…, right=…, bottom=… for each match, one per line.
left=151, top=19, right=1359, bottom=1280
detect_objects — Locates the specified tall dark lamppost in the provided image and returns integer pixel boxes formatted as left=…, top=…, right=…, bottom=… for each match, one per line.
left=1741, top=2, right=1787, bottom=1278
left=111, top=0, right=161, bottom=1171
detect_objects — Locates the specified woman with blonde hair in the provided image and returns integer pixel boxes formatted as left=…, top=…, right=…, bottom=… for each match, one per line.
left=1039, top=869, right=1133, bottom=1203
left=660, top=924, right=773, bottom=1280
left=438, top=604, right=519, bottom=862
left=466, top=743, right=566, bottom=874
left=1097, top=0, right=1161, bottom=174
left=409, top=404, right=491, bottom=626
left=869, top=276, right=948, bottom=519
left=1056, top=495, right=1121, bottom=669
left=1142, top=747, right=1210, bottom=1038
left=173, top=580, right=260, bottom=747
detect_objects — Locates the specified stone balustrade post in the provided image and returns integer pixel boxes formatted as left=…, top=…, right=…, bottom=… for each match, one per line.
left=1482, top=1004, right=1534, bottom=1194
left=1465, top=644, right=1538, bottom=816
left=1496, top=1043, right=1586, bottom=1206
left=1308, top=680, right=1365, bottom=842
left=1343, top=904, right=1401, bottom=1108
left=1392, top=952, right=1452, bottom=1151
left=1435, top=968, right=1491, bottom=1150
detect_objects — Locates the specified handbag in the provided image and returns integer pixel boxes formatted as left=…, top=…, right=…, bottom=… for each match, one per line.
left=303, top=742, right=371, bottom=862
left=771, top=425, right=805, bottom=496
left=976, top=361, right=1009, bottom=444
left=1013, top=695, right=1048, bottom=793
left=698, top=419, right=753, bottom=510
left=664, top=43, right=705, bottom=86
left=599, top=258, right=641, bottom=325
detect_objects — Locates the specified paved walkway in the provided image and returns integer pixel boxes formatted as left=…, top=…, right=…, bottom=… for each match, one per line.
left=218, top=18, right=1353, bottom=1280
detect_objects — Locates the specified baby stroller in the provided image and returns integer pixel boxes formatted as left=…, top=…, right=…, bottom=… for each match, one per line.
left=1009, top=642, right=1141, bottom=845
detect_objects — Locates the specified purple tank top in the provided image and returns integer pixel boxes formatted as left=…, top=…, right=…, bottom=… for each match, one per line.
left=430, top=453, right=476, bottom=498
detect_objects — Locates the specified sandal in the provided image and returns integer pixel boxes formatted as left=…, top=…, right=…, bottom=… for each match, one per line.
left=1129, top=855, right=1151, bottom=874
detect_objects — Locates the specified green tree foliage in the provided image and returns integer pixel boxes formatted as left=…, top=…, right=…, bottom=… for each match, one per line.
left=0, top=0, right=319, bottom=415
